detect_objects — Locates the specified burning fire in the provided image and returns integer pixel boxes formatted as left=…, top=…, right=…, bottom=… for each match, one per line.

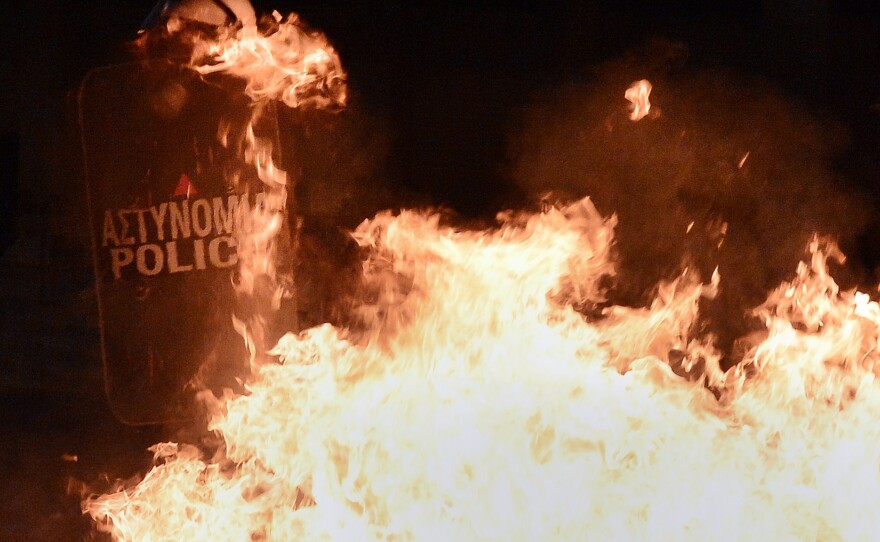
left=84, top=9, right=880, bottom=542
left=86, top=195, right=880, bottom=540
left=192, top=10, right=345, bottom=367
left=192, top=11, right=346, bottom=110
left=625, top=79, right=653, bottom=121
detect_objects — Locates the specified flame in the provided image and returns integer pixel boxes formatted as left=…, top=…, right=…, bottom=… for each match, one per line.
left=625, top=79, right=653, bottom=121
left=193, top=11, right=346, bottom=110
left=189, top=11, right=346, bottom=366
left=85, top=189, right=880, bottom=539
left=85, top=17, right=880, bottom=542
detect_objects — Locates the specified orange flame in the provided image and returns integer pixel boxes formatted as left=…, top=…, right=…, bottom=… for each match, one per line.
left=85, top=191, right=880, bottom=540
left=85, top=21, right=880, bottom=542
left=194, top=11, right=346, bottom=110
left=190, top=11, right=347, bottom=367
left=625, top=79, right=653, bottom=121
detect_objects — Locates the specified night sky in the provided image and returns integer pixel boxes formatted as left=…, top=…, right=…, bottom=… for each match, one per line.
left=1, top=2, right=879, bottom=217
left=0, top=1, right=879, bottom=539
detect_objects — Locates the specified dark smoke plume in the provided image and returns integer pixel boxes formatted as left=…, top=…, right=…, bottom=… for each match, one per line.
left=507, top=42, right=873, bottom=364
left=281, top=102, right=397, bottom=329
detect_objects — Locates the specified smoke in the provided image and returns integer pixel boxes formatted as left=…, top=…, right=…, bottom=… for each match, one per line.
left=507, top=41, right=872, bottom=363
left=280, top=101, right=397, bottom=329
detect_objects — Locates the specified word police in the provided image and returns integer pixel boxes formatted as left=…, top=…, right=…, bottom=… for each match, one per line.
left=101, top=194, right=264, bottom=279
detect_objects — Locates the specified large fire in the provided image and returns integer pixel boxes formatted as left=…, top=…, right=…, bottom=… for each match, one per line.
left=84, top=8, right=880, bottom=542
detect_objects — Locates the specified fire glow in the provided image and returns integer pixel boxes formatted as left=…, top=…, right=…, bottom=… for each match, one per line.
left=83, top=9, right=880, bottom=542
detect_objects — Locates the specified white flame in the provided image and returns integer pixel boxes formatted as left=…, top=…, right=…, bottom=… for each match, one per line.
left=625, top=79, right=653, bottom=121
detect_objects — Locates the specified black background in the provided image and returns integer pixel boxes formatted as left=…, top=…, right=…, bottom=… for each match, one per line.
left=0, top=1, right=879, bottom=540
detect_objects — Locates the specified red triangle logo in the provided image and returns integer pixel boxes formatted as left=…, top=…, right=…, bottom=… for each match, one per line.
left=173, top=173, right=197, bottom=198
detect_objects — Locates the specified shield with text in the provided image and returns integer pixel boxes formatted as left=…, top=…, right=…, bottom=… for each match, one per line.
left=80, top=59, right=293, bottom=424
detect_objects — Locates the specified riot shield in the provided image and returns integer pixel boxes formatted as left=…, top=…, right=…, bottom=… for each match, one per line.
left=79, top=59, right=291, bottom=425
